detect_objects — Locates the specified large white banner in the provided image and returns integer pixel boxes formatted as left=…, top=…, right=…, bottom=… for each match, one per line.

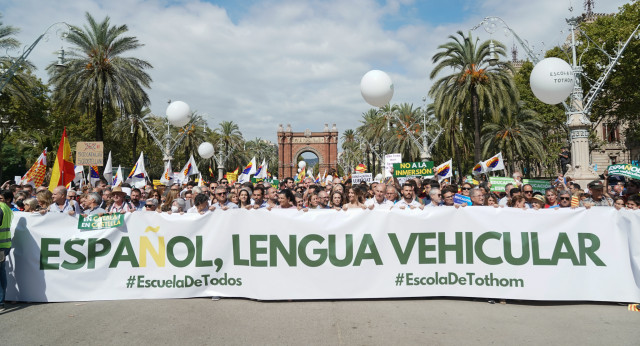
left=5, top=209, right=640, bottom=302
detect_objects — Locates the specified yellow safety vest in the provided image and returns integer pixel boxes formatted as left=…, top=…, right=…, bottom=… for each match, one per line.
left=0, top=202, right=12, bottom=249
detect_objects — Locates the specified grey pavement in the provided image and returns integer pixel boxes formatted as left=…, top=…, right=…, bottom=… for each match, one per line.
left=1, top=298, right=639, bottom=345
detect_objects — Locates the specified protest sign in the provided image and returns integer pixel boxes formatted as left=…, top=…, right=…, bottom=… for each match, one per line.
left=489, top=177, right=550, bottom=193
left=607, top=164, right=640, bottom=180
left=384, top=154, right=402, bottom=178
left=351, top=173, right=373, bottom=184
left=8, top=209, right=640, bottom=303
left=78, top=214, right=125, bottom=230
left=453, top=193, right=472, bottom=206
left=75, top=141, right=104, bottom=166
left=392, top=161, right=434, bottom=178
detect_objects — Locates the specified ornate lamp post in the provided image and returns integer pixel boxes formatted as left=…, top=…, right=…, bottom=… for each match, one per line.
left=0, top=22, right=71, bottom=94
left=473, top=15, right=640, bottom=185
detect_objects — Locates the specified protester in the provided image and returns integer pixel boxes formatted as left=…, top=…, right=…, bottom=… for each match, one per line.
left=144, top=198, right=159, bottom=212
left=424, top=188, right=442, bottom=208
left=106, top=187, right=135, bottom=213
left=544, top=188, right=559, bottom=209
left=365, top=183, right=394, bottom=210
left=330, top=191, right=344, bottom=210
left=343, top=187, right=366, bottom=210
left=22, top=198, right=38, bottom=212
left=557, top=190, right=572, bottom=208
left=509, top=195, right=527, bottom=209
left=187, top=194, right=211, bottom=215
left=613, top=196, right=626, bottom=210
left=393, top=183, right=422, bottom=210
left=49, top=186, right=82, bottom=215
left=212, top=187, right=238, bottom=210
left=250, top=186, right=267, bottom=209
left=237, top=188, right=252, bottom=209
left=581, top=180, right=613, bottom=207
left=486, top=193, right=499, bottom=207
left=469, top=188, right=485, bottom=206
left=0, top=198, right=13, bottom=309
left=531, top=195, right=546, bottom=210
left=82, top=193, right=107, bottom=216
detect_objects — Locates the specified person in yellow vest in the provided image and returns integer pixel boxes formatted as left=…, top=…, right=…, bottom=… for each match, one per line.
left=0, top=201, right=13, bottom=309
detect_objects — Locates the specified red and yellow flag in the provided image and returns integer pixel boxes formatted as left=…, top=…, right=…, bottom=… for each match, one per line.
left=48, top=128, right=75, bottom=191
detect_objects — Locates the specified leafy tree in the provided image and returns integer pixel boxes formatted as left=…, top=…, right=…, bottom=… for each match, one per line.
left=47, top=12, right=152, bottom=141
left=430, top=31, right=516, bottom=163
left=481, top=102, right=544, bottom=175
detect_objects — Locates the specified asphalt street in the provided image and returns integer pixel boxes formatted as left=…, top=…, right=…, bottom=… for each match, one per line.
left=1, top=298, right=639, bottom=345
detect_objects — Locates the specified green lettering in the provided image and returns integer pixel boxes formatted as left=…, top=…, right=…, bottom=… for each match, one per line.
left=299, top=234, right=326, bottom=267
left=269, top=234, right=297, bottom=266
left=503, top=232, right=530, bottom=265
left=475, top=232, right=503, bottom=265
left=354, top=234, right=382, bottom=266
left=438, top=232, right=464, bottom=264
left=166, top=236, right=194, bottom=268
left=250, top=235, right=268, bottom=267
left=550, top=233, right=579, bottom=265
left=61, top=239, right=86, bottom=270
left=109, top=237, right=139, bottom=268
left=40, top=238, right=60, bottom=270
left=388, top=233, right=417, bottom=264
left=88, top=238, right=111, bottom=269
left=329, top=234, right=353, bottom=267
left=578, top=233, right=605, bottom=266
left=232, top=234, right=249, bottom=266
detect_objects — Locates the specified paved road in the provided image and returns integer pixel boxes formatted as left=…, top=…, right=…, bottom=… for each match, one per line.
left=1, top=298, right=639, bottom=345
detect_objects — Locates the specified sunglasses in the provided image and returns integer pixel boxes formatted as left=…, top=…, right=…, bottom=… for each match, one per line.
left=145, top=205, right=154, bottom=208
left=216, top=193, right=225, bottom=196
left=524, top=191, right=533, bottom=194
left=461, top=187, right=471, bottom=190
left=444, top=195, right=453, bottom=198
left=560, top=197, right=571, bottom=201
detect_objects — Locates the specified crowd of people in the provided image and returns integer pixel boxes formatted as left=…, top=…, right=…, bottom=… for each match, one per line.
left=1, top=170, right=638, bottom=217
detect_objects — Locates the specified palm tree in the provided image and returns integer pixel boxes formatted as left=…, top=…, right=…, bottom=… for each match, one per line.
left=46, top=12, right=152, bottom=141
left=212, top=120, right=244, bottom=172
left=482, top=102, right=544, bottom=174
left=0, top=16, right=37, bottom=105
left=386, top=103, right=422, bottom=162
left=111, top=107, right=152, bottom=162
left=357, top=109, right=388, bottom=174
left=430, top=31, right=516, bottom=163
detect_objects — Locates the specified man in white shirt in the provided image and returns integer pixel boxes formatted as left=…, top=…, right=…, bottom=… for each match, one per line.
left=424, top=188, right=442, bottom=207
left=365, top=184, right=394, bottom=210
left=393, top=184, right=422, bottom=210
left=49, top=186, right=82, bottom=215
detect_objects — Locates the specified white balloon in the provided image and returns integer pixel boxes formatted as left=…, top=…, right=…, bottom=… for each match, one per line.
left=166, top=101, right=192, bottom=127
left=530, top=58, right=574, bottom=105
left=298, top=161, right=306, bottom=168
left=297, top=168, right=301, bottom=173
left=360, top=70, right=394, bottom=108
left=198, top=142, right=215, bottom=159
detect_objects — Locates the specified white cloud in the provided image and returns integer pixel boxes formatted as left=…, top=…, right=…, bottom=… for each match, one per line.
left=0, top=0, right=631, bottom=146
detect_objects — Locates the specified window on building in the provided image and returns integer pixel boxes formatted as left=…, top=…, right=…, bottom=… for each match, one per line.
left=603, top=123, right=620, bottom=143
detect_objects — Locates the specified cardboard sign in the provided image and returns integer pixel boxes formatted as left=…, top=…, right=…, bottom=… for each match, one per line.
left=76, top=142, right=104, bottom=166
left=384, top=154, right=402, bottom=178
left=351, top=173, right=373, bottom=184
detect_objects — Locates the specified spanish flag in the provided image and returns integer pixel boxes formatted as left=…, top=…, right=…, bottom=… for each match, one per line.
left=48, top=128, right=75, bottom=191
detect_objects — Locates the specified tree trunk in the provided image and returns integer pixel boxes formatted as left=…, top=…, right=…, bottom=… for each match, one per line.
left=95, top=103, right=104, bottom=142
left=471, top=89, right=481, bottom=163
left=132, top=123, right=139, bottom=163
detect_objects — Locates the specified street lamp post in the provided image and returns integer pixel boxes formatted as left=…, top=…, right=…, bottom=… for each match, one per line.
left=0, top=22, right=71, bottom=94
left=473, top=15, right=640, bottom=185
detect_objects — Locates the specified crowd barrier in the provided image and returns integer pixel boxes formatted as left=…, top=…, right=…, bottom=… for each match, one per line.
left=6, top=208, right=640, bottom=303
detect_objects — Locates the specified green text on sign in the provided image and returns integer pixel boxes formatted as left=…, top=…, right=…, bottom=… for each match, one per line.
left=78, top=214, right=125, bottom=230
left=393, top=161, right=434, bottom=177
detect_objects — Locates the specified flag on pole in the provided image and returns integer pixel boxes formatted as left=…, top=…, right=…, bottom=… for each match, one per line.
left=254, top=159, right=268, bottom=179
left=21, top=148, right=47, bottom=187
left=113, top=165, right=124, bottom=187
left=483, top=152, right=505, bottom=172
left=89, top=165, right=100, bottom=187
left=178, top=155, right=200, bottom=182
left=295, top=167, right=305, bottom=182
left=472, top=161, right=487, bottom=176
left=72, top=165, right=84, bottom=188
left=314, top=173, right=321, bottom=184
left=238, top=157, right=257, bottom=183
left=48, top=128, right=75, bottom=192
left=198, top=173, right=204, bottom=187
left=104, top=151, right=113, bottom=184
left=434, top=159, right=453, bottom=182
left=160, top=161, right=174, bottom=185
left=208, top=166, right=214, bottom=177
left=126, top=152, right=148, bottom=188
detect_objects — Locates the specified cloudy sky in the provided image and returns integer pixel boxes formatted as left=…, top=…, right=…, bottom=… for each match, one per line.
left=0, top=0, right=631, bottom=144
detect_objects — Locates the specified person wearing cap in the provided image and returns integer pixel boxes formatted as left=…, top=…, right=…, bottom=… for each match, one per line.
left=580, top=180, right=613, bottom=207
left=531, top=194, right=546, bottom=210
left=106, top=186, right=135, bottom=213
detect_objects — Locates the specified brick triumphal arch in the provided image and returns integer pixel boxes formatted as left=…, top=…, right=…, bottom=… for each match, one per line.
left=277, top=124, right=338, bottom=179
